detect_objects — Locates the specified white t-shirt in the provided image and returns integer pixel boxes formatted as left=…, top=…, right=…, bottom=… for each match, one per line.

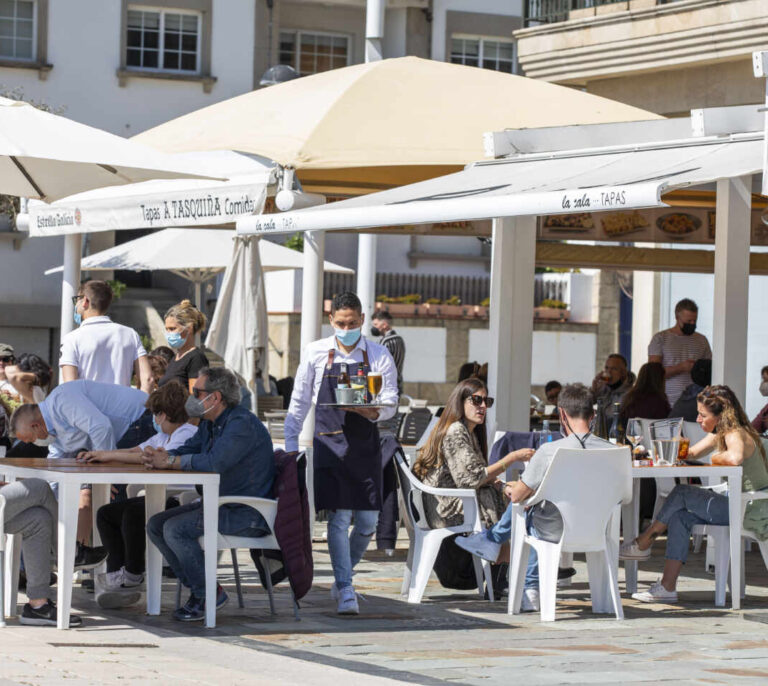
left=138, top=422, right=198, bottom=452
left=648, top=329, right=712, bottom=405
left=59, top=315, right=146, bottom=387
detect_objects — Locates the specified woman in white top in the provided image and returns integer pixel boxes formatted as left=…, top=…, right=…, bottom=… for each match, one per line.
left=76, top=383, right=198, bottom=607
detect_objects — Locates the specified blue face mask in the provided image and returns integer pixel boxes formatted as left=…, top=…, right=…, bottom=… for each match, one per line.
left=152, top=415, right=162, bottom=434
left=335, top=327, right=361, bottom=347
left=73, top=311, right=82, bottom=326
left=165, top=331, right=186, bottom=349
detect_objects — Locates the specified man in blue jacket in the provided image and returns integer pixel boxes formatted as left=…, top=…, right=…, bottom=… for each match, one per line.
left=143, top=367, right=275, bottom=622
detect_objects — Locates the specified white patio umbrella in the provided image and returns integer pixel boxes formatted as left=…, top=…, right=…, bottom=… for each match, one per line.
left=0, top=97, right=219, bottom=202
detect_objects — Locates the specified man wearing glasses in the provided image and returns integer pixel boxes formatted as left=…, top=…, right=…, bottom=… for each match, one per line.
left=142, top=367, right=275, bottom=622
left=60, top=280, right=153, bottom=393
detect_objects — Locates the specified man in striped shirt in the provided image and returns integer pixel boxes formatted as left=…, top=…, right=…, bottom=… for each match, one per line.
left=371, top=311, right=405, bottom=395
left=648, top=298, right=712, bottom=405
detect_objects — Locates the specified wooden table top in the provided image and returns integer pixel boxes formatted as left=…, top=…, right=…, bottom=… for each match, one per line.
left=0, top=458, right=212, bottom=475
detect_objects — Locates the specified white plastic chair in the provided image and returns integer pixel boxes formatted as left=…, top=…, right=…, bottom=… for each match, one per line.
left=173, top=493, right=300, bottom=619
left=689, top=485, right=768, bottom=606
left=0, top=494, right=5, bottom=627
left=394, top=450, right=494, bottom=604
left=507, top=446, right=632, bottom=622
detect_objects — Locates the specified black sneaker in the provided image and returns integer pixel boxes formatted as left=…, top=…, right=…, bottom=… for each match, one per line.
left=19, top=600, right=82, bottom=627
left=173, top=585, right=228, bottom=622
left=558, top=567, right=577, bottom=580
left=74, top=543, right=108, bottom=571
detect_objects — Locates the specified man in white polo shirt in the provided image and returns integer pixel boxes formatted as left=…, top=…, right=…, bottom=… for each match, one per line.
left=60, top=280, right=153, bottom=392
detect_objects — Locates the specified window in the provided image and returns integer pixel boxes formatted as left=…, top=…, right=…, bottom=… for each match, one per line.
left=126, top=7, right=200, bottom=73
left=450, top=36, right=514, bottom=74
left=279, top=31, right=350, bottom=77
left=0, top=0, right=35, bottom=61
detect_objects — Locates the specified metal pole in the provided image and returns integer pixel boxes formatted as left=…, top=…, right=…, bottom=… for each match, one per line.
left=60, top=233, right=82, bottom=380
left=194, top=279, right=203, bottom=347
left=356, top=0, right=385, bottom=324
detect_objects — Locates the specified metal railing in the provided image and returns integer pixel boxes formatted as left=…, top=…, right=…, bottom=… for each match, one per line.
left=323, top=272, right=573, bottom=309
left=524, top=0, right=631, bottom=26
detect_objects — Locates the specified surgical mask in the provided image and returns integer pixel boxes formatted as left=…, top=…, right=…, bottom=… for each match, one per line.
left=73, top=311, right=82, bottom=326
left=185, top=394, right=217, bottom=418
left=370, top=326, right=381, bottom=337
left=152, top=415, right=163, bottom=434
left=34, top=435, right=54, bottom=447
left=165, top=331, right=186, bottom=349
left=335, top=327, right=361, bottom=347
left=760, top=381, right=768, bottom=397
left=680, top=322, right=696, bottom=336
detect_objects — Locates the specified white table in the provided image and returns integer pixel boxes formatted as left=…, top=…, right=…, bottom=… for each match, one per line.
left=622, top=464, right=743, bottom=609
left=0, top=459, right=220, bottom=629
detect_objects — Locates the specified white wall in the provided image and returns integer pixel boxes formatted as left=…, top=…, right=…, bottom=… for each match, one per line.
left=468, top=328, right=597, bottom=386
left=0, top=0, right=256, bottom=135
left=431, top=0, right=524, bottom=61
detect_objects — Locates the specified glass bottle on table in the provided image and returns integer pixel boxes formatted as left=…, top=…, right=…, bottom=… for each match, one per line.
left=608, top=402, right=624, bottom=445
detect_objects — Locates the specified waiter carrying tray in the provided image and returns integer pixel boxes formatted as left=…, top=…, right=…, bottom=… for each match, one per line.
left=284, top=291, right=398, bottom=615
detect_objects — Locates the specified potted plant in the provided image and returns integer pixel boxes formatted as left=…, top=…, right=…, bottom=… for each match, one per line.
left=534, top=298, right=570, bottom=321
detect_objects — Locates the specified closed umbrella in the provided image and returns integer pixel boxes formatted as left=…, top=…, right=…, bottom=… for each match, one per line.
left=0, top=97, right=218, bottom=202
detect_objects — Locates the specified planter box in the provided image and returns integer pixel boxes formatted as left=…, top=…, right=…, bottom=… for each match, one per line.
left=534, top=307, right=570, bottom=322
left=323, top=299, right=489, bottom=319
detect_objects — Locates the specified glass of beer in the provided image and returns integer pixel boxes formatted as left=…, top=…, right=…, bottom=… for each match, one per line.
left=367, top=371, right=383, bottom=404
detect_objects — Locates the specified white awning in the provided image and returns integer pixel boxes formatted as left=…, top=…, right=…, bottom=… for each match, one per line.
left=27, top=150, right=276, bottom=237
left=236, top=133, right=763, bottom=235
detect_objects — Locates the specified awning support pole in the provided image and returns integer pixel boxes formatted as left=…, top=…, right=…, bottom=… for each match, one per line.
left=487, top=216, right=536, bottom=438
left=194, top=279, right=203, bottom=347
left=712, top=175, right=751, bottom=400
left=60, top=233, right=82, bottom=378
left=299, top=230, right=325, bottom=519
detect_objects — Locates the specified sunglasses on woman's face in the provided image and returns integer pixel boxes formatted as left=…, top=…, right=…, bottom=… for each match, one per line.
left=467, top=394, right=494, bottom=408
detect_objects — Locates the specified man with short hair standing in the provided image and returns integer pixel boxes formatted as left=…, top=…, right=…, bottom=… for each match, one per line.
left=286, top=292, right=398, bottom=615
left=648, top=298, right=712, bottom=405
left=60, top=280, right=153, bottom=393
left=143, top=367, right=275, bottom=622
left=371, top=310, right=405, bottom=395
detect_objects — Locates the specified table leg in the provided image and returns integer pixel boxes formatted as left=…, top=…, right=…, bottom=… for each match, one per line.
left=91, top=483, right=110, bottom=577
left=57, top=482, right=79, bottom=630
left=145, top=484, right=166, bottom=616
left=202, top=482, right=219, bottom=629
left=727, top=474, right=741, bottom=611
left=623, top=478, right=641, bottom=594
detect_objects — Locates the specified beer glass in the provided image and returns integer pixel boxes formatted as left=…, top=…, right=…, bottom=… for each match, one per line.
left=367, top=371, right=383, bottom=404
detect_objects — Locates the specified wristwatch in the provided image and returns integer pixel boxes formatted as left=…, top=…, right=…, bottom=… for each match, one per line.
left=166, top=454, right=178, bottom=468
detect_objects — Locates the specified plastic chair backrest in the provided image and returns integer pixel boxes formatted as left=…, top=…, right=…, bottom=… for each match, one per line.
left=394, top=449, right=430, bottom=530
left=257, top=395, right=285, bottom=421
left=527, top=446, right=631, bottom=551
left=415, top=416, right=439, bottom=450
left=400, top=408, right=433, bottom=445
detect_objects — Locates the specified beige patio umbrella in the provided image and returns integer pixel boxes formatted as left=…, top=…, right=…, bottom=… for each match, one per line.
left=134, top=56, right=661, bottom=195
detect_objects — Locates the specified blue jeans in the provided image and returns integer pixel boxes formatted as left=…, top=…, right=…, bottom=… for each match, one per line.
left=485, top=505, right=538, bottom=589
left=656, top=484, right=730, bottom=563
left=147, top=501, right=268, bottom=599
left=327, top=509, right=379, bottom=590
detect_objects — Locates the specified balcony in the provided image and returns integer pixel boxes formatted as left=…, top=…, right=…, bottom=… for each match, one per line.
left=516, top=0, right=768, bottom=97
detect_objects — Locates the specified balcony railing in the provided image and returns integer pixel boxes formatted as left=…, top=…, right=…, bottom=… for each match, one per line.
left=524, top=0, right=632, bottom=26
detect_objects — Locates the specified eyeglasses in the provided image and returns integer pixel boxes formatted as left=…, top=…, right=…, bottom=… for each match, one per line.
left=467, top=394, right=494, bottom=408
left=192, top=386, right=211, bottom=399
left=0, top=356, right=14, bottom=364
left=71, top=294, right=84, bottom=306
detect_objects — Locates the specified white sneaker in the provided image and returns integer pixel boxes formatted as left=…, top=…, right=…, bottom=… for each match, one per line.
left=631, top=579, right=678, bottom=604
left=96, top=568, right=144, bottom=591
left=619, top=540, right=651, bottom=561
left=337, top=585, right=360, bottom=615
left=455, top=532, right=501, bottom=562
left=521, top=588, right=540, bottom=613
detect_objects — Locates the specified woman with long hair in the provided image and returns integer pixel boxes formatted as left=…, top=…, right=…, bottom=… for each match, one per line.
left=4, top=353, right=53, bottom=403
left=620, top=361, right=670, bottom=422
left=621, top=384, right=768, bottom=603
left=413, top=378, right=533, bottom=530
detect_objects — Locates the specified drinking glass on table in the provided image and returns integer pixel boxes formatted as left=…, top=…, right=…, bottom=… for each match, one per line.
left=367, top=371, right=383, bottom=404
left=650, top=418, right=682, bottom=465
left=625, top=418, right=643, bottom=450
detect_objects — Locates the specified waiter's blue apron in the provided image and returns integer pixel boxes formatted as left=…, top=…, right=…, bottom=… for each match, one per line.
left=314, top=348, right=382, bottom=511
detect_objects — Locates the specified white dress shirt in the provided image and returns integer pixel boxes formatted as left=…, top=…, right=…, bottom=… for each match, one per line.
left=39, top=380, right=148, bottom=459
left=284, top=334, right=398, bottom=452
left=59, top=315, right=147, bottom=387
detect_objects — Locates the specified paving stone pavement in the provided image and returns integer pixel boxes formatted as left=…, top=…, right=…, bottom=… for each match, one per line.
left=2, top=531, right=768, bottom=685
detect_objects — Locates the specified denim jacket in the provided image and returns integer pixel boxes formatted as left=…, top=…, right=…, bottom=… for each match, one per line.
left=169, top=405, right=275, bottom=533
